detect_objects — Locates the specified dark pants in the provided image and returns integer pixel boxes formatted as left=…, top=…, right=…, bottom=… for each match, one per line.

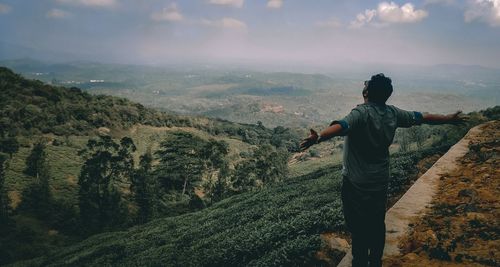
left=341, top=177, right=387, bottom=267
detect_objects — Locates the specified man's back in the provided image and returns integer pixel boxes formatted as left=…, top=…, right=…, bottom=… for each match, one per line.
left=341, top=102, right=422, bottom=190
left=299, top=73, right=464, bottom=267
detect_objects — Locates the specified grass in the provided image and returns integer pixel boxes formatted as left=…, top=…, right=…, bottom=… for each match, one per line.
left=5, top=136, right=87, bottom=207
left=8, top=140, right=452, bottom=267
left=14, top=167, right=345, bottom=267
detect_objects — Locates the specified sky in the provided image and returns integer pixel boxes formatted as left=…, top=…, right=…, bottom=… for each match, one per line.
left=0, top=0, right=499, bottom=68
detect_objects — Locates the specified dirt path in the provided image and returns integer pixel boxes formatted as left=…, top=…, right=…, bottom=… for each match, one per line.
left=338, top=121, right=499, bottom=266
left=384, top=120, right=499, bottom=266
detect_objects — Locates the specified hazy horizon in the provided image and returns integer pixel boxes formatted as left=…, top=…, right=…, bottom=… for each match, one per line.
left=1, top=0, right=500, bottom=68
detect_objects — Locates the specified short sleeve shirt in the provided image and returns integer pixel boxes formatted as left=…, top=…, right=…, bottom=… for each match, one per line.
left=337, top=103, right=422, bottom=191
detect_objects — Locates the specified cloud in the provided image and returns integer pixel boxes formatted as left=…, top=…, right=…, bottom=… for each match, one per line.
left=377, top=2, right=428, bottom=23
left=55, top=0, right=117, bottom=8
left=465, top=0, right=500, bottom=27
left=201, top=17, right=247, bottom=29
left=46, top=8, right=72, bottom=19
left=151, top=3, right=183, bottom=22
left=350, top=9, right=377, bottom=28
left=208, top=0, right=244, bottom=8
left=0, top=3, right=11, bottom=14
left=315, top=17, right=342, bottom=28
left=424, top=0, right=455, bottom=5
left=350, top=2, right=428, bottom=28
left=267, top=0, right=283, bottom=9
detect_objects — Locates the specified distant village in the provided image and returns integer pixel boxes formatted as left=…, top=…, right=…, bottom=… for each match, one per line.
left=31, top=73, right=106, bottom=85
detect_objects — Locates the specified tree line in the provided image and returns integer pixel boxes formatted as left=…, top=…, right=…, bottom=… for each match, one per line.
left=1, top=131, right=289, bottom=236
left=0, top=67, right=300, bottom=152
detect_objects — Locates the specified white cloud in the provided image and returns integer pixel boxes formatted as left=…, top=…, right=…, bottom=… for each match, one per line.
left=350, top=9, right=377, bottom=28
left=201, top=17, right=247, bottom=29
left=0, top=3, right=11, bottom=14
left=46, top=8, right=72, bottom=19
left=208, top=0, right=244, bottom=8
left=267, top=0, right=283, bottom=9
left=151, top=3, right=183, bottom=22
left=465, top=0, right=500, bottom=27
left=55, top=0, right=117, bottom=8
left=316, top=17, right=342, bottom=28
left=350, top=2, right=428, bottom=28
left=424, top=0, right=455, bottom=5
left=377, top=2, right=428, bottom=23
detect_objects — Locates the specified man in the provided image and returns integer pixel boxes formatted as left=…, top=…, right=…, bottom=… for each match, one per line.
left=300, top=73, right=465, bottom=267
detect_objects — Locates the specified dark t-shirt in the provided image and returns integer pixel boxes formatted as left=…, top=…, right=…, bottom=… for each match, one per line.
left=337, top=102, right=422, bottom=191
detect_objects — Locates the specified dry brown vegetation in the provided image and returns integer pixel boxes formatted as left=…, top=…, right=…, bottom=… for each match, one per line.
left=385, top=121, right=499, bottom=267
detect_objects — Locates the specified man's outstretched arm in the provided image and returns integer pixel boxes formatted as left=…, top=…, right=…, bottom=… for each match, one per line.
left=422, top=111, right=467, bottom=125
left=299, top=123, right=344, bottom=151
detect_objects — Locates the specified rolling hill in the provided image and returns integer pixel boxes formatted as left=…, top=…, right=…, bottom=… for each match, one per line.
left=1, top=66, right=497, bottom=266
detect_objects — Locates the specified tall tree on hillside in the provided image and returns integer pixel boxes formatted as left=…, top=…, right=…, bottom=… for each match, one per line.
left=131, top=150, right=159, bottom=224
left=0, top=137, right=19, bottom=223
left=155, top=132, right=205, bottom=196
left=0, top=153, right=10, bottom=224
left=78, top=136, right=136, bottom=234
left=409, top=126, right=426, bottom=150
left=0, top=137, right=19, bottom=158
left=230, top=144, right=289, bottom=193
left=231, top=159, right=257, bottom=192
left=396, top=129, right=411, bottom=152
left=24, top=142, right=47, bottom=178
left=201, top=140, right=230, bottom=204
left=254, top=144, right=289, bottom=184
left=20, top=142, right=53, bottom=219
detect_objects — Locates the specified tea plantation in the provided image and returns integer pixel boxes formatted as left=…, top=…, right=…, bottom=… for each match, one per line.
left=15, top=146, right=449, bottom=267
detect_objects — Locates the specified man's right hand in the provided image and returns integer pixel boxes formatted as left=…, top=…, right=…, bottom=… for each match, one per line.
left=299, top=129, right=319, bottom=151
left=422, top=111, right=468, bottom=125
left=447, top=111, right=468, bottom=125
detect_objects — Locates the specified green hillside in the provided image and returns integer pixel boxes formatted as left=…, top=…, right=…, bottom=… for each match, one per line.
left=0, top=66, right=296, bottom=208
left=0, top=67, right=298, bottom=265
left=11, top=146, right=456, bottom=267
left=1, top=66, right=497, bottom=266
left=16, top=167, right=344, bottom=267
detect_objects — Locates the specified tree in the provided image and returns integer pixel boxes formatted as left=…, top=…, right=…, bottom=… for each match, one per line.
left=231, top=159, right=257, bottom=192
left=19, top=142, right=53, bottom=219
left=0, top=153, right=10, bottom=224
left=254, top=144, right=289, bottom=184
left=408, top=126, right=426, bottom=150
left=230, top=144, right=289, bottom=193
left=78, top=136, right=135, bottom=234
left=0, top=137, right=18, bottom=223
left=24, top=142, right=47, bottom=178
left=396, top=129, right=411, bottom=152
left=155, top=132, right=205, bottom=196
left=0, top=137, right=19, bottom=158
left=201, top=140, right=230, bottom=204
left=131, top=150, right=159, bottom=224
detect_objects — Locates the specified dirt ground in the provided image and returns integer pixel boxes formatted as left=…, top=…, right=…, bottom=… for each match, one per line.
left=384, top=121, right=499, bottom=267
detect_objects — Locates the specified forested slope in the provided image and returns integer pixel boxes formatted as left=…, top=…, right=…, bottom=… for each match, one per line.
left=0, top=66, right=298, bottom=148
left=0, top=67, right=298, bottom=265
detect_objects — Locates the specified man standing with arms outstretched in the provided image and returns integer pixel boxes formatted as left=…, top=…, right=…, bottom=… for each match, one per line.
left=300, top=73, right=465, bottom=267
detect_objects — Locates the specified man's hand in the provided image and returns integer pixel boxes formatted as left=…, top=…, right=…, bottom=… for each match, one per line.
left=447, top=111, right=468, bottom=125
left=422, top=110, right=469, bottom=125
left=299, top=129, right=319, bottom=151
